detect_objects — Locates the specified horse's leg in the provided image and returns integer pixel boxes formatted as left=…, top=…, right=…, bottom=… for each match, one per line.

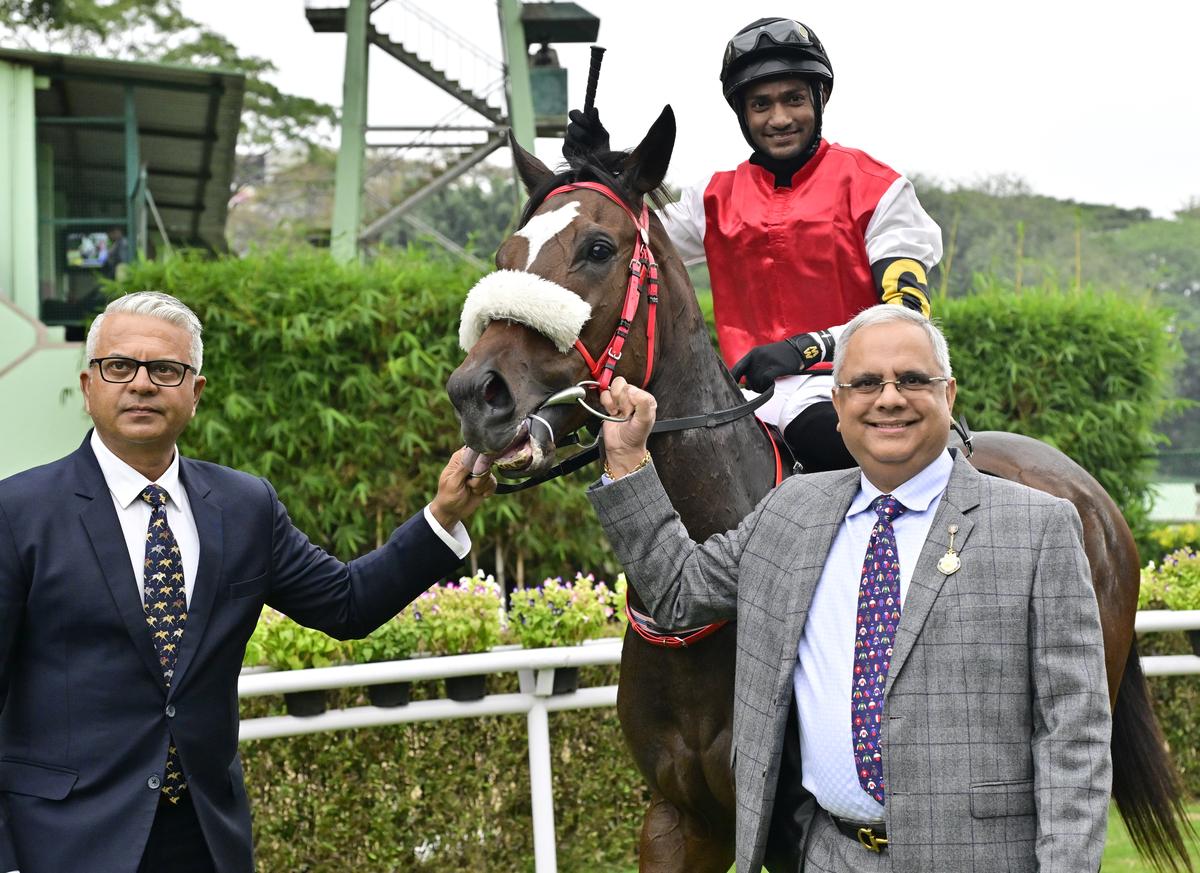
left=637, top=792, right=734, bottom=873
left=1110, top=641, right=1196, bottom=872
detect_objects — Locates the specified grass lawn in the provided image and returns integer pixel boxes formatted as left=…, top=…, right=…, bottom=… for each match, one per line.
left=1101, top=801, right=1200, bottom=871
left=613, top=803, right=1200, bottom=872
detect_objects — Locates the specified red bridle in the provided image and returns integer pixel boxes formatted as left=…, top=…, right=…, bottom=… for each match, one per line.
left=542, top=182, right=659, bottom=392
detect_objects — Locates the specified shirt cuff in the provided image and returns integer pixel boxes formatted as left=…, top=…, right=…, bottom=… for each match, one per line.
left=423, top=505, right=471, bottom=559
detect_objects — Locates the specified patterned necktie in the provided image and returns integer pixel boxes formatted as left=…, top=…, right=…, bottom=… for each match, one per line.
left=141, top=484, right=188, bottom=802
left=852, top=494, right=906, bottom=805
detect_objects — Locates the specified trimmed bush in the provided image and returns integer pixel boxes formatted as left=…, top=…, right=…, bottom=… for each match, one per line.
left=939, top=280, right=1181, bottom=538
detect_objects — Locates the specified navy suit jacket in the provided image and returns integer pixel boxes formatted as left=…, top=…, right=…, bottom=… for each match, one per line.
left=0, top=436, right=463, bottom=873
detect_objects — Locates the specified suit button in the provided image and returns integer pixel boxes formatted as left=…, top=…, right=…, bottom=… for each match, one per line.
left=165, top=704, right=176, bottom=718
left=147, top=775, right=162, bottom=790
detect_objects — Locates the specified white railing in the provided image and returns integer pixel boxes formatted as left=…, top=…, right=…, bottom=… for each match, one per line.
left=1135, top=609, right=1200, bottom=676
left=238, top=639, right=623, bottom=873
left=236, top=611, right=1200, bottom=872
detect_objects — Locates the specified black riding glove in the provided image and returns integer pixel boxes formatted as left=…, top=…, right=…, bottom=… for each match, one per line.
left=563, top=107, right=611, bottom=159
left=730, top=331, right=834, bottom=393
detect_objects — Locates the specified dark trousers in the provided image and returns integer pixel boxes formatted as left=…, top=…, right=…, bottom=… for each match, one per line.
left=783, top=401, right=857, bottom=473
left=138, top=793, right=216, bottom=873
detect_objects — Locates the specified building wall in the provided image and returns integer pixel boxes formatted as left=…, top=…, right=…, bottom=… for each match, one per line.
left=0, top=60, right=91, bottom=479
left=1, top=59, right=39, bottom=316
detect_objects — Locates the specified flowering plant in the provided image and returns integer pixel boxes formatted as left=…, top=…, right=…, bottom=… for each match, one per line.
left=349, top=607, right=421, bottom=664
left=258, top=607, right=345, bottom=670
left=1139, top=548, right=1200, bottom=611
left=412, top=572, right=504, bottom=655
left=243, top=608, right=275, bottom=667
left=507, top=572, right=623, bottom=648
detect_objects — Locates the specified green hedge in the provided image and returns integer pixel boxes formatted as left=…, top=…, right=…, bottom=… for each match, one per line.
left=938, top=280, right=1180, bottom=538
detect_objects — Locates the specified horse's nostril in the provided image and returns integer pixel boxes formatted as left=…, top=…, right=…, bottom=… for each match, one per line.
left=481, top=372, right=513, bottom=413
left=482, top=373, right=501, bottom=406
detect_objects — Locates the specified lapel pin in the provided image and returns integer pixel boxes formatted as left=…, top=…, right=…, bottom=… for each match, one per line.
left=937, top=523, right=961, bottom=575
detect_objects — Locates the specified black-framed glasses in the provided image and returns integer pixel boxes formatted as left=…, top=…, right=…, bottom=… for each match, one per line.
left=727, top=19, right=814, bottom=59
left=836, top=373, right=949, bottom=397
left=89, top=356, right=196, bottom=387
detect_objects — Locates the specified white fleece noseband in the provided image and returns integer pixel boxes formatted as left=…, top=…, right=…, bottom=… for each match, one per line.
left=459, top=269, right=592, bottom=353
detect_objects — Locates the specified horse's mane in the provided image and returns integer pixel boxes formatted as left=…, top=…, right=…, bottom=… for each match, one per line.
left=519, top=149, right=671, bottom=229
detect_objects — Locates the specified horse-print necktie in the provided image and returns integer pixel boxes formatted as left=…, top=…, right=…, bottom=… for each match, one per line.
left=141, top=484, right=188, bottom=802
left=852, top=494, right=905, bottom=805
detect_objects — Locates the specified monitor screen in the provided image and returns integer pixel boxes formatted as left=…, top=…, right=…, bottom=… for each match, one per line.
left=65, top=232, right=111, bottom=269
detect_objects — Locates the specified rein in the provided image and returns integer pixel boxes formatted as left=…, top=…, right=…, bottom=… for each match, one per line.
left=493, top=384, right=776, bottom=494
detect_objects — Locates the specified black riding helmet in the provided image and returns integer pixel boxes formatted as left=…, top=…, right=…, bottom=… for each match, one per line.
left=720, top=18, right=834, bottom=170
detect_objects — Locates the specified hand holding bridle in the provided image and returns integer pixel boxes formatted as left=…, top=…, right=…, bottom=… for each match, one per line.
left=599, top=376, right=657, bottom=478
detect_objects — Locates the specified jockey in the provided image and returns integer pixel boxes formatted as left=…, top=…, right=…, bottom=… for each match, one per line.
left=564, top=17, right=943, bottom=472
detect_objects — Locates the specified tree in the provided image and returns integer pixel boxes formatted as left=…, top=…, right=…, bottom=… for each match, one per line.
left=0, top=0, right=336, bottom=154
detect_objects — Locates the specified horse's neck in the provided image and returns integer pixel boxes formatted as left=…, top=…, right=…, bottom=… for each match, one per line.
left=645, top=282, right=778, bottom=540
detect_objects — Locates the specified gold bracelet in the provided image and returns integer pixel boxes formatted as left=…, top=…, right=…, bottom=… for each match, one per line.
left=604, top=451, right=652, bottom=480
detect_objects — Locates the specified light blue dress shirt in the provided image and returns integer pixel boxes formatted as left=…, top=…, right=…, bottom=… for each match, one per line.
left=793, top=449, right=954, bottom=822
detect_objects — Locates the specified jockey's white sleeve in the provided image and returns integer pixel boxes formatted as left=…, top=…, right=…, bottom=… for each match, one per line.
left=659, top=180, right=708, bottom=266
left=864, top=176, right=943, bottom=267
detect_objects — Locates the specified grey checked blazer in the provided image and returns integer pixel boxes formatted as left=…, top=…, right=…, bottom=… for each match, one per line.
left=589, top=452, right=1111, bottom=872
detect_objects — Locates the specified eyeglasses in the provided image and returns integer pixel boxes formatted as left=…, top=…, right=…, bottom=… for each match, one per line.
left=836, top=373, right=949, bottom=397
left=89, top=356, right=196, bottom=387
left=727, top=19, right=814, bottom=59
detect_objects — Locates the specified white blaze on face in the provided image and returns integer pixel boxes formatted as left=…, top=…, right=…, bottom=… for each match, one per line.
left=515, top=200, right=580, bottom=270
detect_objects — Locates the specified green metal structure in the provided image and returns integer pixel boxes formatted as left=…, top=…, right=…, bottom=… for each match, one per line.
left=0, top=49, right=244, bottom=480
left=309, top=0, right=599, bottom=262
left=330, top=0, right=370, bottom=263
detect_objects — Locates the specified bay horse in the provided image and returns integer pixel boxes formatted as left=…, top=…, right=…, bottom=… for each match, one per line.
left=447, top=107, right=1193, bottom=872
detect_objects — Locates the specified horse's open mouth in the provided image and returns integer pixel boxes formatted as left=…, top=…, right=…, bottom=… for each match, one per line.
left=465, top=418, right=556, bottom=479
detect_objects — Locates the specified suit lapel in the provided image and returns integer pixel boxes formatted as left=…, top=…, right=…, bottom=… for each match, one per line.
left=168, top=458, right=224, bottom=697
left=74, top=446, right=166, bottom=687
left=776, top=470, right=860, bottom=689
left=887, top=454, right=982, bottom=692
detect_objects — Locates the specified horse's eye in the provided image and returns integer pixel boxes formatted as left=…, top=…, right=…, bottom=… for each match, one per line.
left=587, top=241, right=614, bottom=262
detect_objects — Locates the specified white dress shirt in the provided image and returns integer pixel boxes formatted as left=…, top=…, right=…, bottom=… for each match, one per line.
left=793, top=449, right=954, bottom=822
left=89, top=432, right=472, bottom=608
left=91, top=431, right=201, bottom=606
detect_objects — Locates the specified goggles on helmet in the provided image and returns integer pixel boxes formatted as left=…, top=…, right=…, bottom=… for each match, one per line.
left=724, top=19, right=815, bottom=67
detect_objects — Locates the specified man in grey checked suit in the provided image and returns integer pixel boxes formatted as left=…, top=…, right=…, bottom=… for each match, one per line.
left=590, top=304, right=1111, bottom=872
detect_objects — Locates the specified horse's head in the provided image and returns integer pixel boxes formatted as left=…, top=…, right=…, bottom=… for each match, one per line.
left=448, top=107, right=676, bottom=479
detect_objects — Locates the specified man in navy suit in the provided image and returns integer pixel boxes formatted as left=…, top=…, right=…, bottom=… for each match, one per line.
left=0, top=291, right=495, bottom=873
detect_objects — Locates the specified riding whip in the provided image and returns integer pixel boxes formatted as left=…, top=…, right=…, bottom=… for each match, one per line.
left=583, top=45, right=606, bottom=113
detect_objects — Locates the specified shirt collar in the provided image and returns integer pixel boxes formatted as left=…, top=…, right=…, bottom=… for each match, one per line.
left=89, top=430, right=183, bottom=510
left=848, top=449, right=955, bottom=518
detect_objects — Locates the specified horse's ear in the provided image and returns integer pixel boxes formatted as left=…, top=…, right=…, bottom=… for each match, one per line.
left=621, top=105, right=676, bottom=197
left=509, top=131, right=554, bottom=195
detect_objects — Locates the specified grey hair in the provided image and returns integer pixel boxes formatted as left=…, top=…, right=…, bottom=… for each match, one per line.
left=86, top=291, right=204, bottom=373
left=832, top=304, right=951, bottom=383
